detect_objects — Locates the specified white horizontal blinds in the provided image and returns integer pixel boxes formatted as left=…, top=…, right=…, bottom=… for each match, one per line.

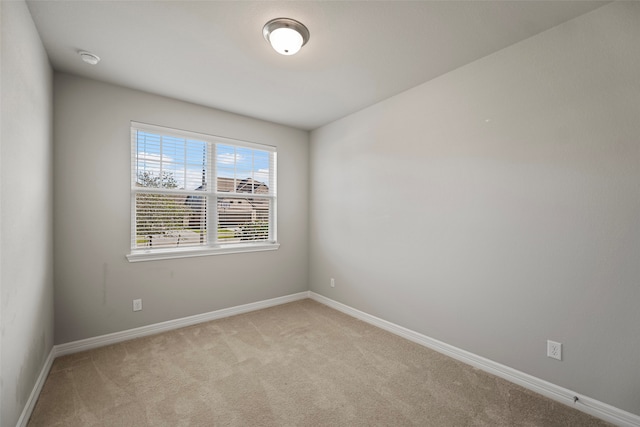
left=132, top=127, right=209, bottom=250
left=135, top=193, right=206, bottom=249
left=216, top=198, right=271, bottom=241
left=215, top=144, right=276, bottom=242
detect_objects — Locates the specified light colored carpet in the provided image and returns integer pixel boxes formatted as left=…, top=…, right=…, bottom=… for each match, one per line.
left=29, top=299, right=611, bottom=426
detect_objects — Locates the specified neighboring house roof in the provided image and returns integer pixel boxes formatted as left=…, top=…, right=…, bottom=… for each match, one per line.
left=216, top=177, right=269, bottom=194
left=235, top=178, right=269, bottom=194
left=185, top=177, right=270, bottom=211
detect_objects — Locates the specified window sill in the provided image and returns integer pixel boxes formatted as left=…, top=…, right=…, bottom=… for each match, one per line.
left=126, top=242, right=280, bottom=263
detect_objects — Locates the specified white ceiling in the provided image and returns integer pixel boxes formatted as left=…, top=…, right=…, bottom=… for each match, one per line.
left=26, top=1, right=608, bottom=131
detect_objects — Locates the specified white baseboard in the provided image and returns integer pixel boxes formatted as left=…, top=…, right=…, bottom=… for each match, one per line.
left=309, top=291, right=640, bottom=427
left=17, top=348, right=55, bottom=427
left=55, top=291, right=310, bottom=357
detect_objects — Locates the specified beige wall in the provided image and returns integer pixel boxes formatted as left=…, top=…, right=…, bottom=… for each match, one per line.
left=0, top=1, right=55, bottom=425
left=309, top=2, right=640, bottom=416
left=53, top=74, right=309, bottom=344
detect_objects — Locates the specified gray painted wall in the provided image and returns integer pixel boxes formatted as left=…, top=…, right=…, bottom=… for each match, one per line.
left=309, top=2, right=640, bottom=416
left=53, top=74, right=309, bottom=345
left=0, top=1, right=55, bottom=426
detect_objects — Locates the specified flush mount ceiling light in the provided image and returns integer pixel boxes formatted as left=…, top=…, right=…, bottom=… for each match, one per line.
left=263, top=18, right=310, bottom=56
left=78, top=50, right=100, bottom=65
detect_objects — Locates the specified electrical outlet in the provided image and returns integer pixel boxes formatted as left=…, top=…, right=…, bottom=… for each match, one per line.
left=133, top=298, right=142, bottom=312
left=547, top=340, right=562, bottom=360
left=330, top=278, right=335, bottom=288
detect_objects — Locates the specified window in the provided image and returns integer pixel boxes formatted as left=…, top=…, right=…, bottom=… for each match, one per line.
left=127, top=122, right=278, bottom=262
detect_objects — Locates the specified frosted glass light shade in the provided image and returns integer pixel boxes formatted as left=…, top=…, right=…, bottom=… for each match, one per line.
left=263, top=18, right=310, bottom=56
left=269, top=27, right=304, bottom=55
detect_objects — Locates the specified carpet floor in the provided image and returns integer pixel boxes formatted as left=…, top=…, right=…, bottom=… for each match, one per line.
left=28, top=299, right=611, bottom=426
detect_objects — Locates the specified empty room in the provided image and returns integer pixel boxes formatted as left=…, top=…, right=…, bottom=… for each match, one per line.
left=1, top=1, right=639, bottom=426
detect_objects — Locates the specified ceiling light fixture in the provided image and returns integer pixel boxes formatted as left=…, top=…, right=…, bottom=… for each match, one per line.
left=78, top=51, right=100, bottom=65
left=263, top=18, right=309, bottom=56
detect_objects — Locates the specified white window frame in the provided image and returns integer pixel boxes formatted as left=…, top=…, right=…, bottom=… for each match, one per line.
left=127, top=122, right=279, bottom=262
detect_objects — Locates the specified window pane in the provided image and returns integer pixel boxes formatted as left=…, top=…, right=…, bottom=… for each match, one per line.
left=216, top=144, right=237, bottom=187
left=135, top=131, right=208, bottom=191
left=217, top=197, right=270, bottom=242
left=185, top=140, right=208, bottom=191
left=215, top=144, right=271, bottom=194
left=253, top=150, right=271, bottom=189
left=135, top=132, right=163, bottom=188
left=135, top=192, right=207, bottom=249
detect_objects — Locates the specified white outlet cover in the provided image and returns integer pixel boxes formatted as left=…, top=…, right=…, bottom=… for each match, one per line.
left=133, top=299, right=142, bottom=311
left=547, top=340, right=562, bottom=361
